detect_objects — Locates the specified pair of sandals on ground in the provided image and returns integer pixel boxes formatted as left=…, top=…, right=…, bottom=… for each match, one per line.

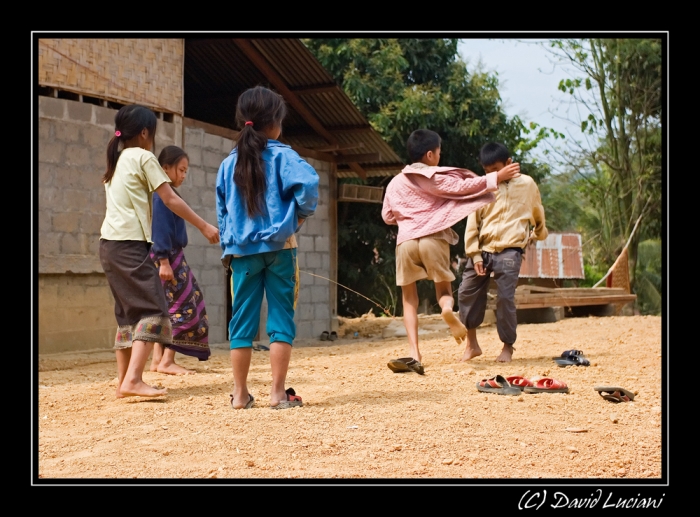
left=476, top=375, right=634, bottom=402
left=230, top=387, right=303, bottom=410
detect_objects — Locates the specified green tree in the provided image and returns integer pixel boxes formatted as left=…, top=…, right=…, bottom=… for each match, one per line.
left=540, top=38, right=663, bottom=301
left=304, top=38, right=552, bottom=316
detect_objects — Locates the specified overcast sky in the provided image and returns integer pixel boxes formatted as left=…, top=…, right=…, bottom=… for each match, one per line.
left=457, top=38, right=584, bottom=160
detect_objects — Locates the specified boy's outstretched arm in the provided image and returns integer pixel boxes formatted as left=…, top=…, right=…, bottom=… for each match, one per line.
left=381, top=196, right=397, bottom=225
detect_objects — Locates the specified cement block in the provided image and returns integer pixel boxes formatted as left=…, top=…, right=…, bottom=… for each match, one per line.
left=95, top=105, right=116, bottom=127
left=53, top=212, right=81, bottom=232
left=190, top=166, right=206, bottom=187
left=203, top=149, right=223, bottom=169
left=39, top=97, right=66, bottom=119
left=311, top=286, right=329, bottom=303
left=82, top=125, right=111, bottom=148
left=296, top=321, right=312, bottom=340
left=203, top=133, right=223, bottom=150
left=314, top=303, right=330, bottom=320
left=66, top=101, right=93, bottom=122
left=38, top=232, right=61, bottom=256
left=39, top=140, right=64, bottom=164
left=306, top=252, right=321, bottom=268
left=298, top=235, right=314, bottom=252
left=314, top=236, right=330, bottom=252
left=298, top=303, right=314, bottom=321
left=311, top=320, right=328, bottom=338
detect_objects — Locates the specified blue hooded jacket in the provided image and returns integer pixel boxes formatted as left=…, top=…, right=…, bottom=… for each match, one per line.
left=216, top=140, right=319, bottom=257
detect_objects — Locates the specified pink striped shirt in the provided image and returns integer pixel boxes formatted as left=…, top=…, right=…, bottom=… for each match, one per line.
left=381, top=163, right=498, bottom=245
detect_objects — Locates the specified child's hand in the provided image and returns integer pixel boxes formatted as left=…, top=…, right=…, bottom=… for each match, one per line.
left=201, top=223, right=220, bottom=244
left=496, top=162, right=521, bottom=183
left=474, top=261, right=487, bottom=276
left=159, top=262, right=174, bottom=281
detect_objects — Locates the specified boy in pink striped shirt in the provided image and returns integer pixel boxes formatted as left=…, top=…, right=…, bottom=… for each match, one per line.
left=381, top=129, right=520, bottom=374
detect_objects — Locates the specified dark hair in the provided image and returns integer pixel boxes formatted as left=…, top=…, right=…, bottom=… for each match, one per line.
left=158, top=145, right=189, bottom=168
left=478, top=142, right=510, bottom=168
left=234, top=86, right=288, bottom=217
left=406, top=129, right=441, bottom=163
left=103, top=105, right=158, bottom=183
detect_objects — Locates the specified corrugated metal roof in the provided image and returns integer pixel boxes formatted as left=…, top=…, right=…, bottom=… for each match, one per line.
left=184, top=38, right=404, bottom=179
left=520, top=233, right=585, bottom=279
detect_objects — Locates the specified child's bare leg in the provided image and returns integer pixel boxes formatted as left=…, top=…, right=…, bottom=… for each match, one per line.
left=496, top=343, right=514, bottom=363
left=118, top=340, right=168, bottom=398
left=149, top=343, right=164, bottom=372
left=460, top=328, right=483, bottom=361
left=157, top=346, right=195, bottom=375
left=115, top=348, right=132, bottom=399
left=435, top=281, right=466, bottom=344
left=269, top=341, right=292, bottom=407
left=401, top=283, right=421, bottom=362
left=230, top=347, right=253, bottom=408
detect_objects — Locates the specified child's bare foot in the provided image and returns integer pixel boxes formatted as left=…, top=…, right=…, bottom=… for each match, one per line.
left=157, top=363, right=196, bottom=375
left=460, top=343, right=482, bottom=361
left=149, top=362, right=159, bottom=372
left=117, top=380, right=168, bottom=398
left=442, top=308, right=467, bottom=344
left=496, top=344, right=515, bottom=363
left=460, top=328, right=482, bottom=361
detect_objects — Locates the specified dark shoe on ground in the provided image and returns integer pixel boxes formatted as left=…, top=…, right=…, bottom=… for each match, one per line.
left=594, top=386, right=634, bottom=402
left=320, top=331, right=330, bottom=341
left=329, top=331, right=338, bottom=341
left=387, top=357, right=425, bottom=375
left=476, top=375, right=521, bottom=395
left=554, top=349, right=590, bottom=366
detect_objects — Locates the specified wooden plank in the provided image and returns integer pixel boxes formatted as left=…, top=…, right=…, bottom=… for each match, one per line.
left=488, top=294, right=636, bottom=310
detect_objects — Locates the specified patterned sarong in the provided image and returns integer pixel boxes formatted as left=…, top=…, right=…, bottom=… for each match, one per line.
left=151, top=248, right=211, bottom=361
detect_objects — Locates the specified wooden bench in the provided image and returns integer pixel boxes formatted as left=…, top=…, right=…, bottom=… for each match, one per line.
left=486, top=285, right=637, bottom=311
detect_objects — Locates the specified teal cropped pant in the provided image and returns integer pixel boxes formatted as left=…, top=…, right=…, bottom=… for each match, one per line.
left=228, top=248, right=299, bottom=349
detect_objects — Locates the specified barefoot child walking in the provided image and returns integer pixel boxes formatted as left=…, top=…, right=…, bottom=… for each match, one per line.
left=99, top=105, right=219, bottom=398
left=149, top=145, right=213, bottom=375
left=458, top=142, right=548, bottom=363
left=381, top=129, right=520, bottom=375
left=216, top=86, right=319, bottom=409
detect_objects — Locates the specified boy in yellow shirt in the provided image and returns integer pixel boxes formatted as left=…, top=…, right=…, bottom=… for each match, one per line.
left=458, top=142, right=548, bottom=363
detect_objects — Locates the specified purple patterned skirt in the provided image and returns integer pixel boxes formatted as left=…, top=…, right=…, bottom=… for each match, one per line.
left=151, top=248, right=211, bottom=361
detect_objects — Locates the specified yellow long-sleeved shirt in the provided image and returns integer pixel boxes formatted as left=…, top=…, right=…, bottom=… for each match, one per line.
left=464, top=174, right=548, bottom=264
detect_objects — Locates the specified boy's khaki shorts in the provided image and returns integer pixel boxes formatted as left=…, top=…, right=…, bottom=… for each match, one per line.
left=395, top=236, right=455, bottom=286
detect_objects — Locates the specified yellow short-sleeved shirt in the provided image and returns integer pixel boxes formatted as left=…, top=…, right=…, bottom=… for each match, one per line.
left=100, top=147, right=171, bottom=242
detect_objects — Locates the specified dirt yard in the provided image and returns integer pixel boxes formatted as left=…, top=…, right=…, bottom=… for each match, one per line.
left=36, top=312, right=663, bottom=480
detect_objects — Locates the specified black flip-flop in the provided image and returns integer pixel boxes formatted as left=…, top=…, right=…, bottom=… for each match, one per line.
left=554, top=355, right=590, bottom=366
left=594, top=386, right=635, bottom=402
left=387, top=357, right=424, bottom=375
left=230, top=393, right=255, bottom=409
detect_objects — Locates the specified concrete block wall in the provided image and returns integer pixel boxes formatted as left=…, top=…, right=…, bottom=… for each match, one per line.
left=37, top=97, right=179, bottom=353
left=180, top=126, right=234, bottom=344
left=36, top=97, right=337, bottom=352
left=182, top=129, right=337, bottom=344
left=294, top=157, right=335, bottom=340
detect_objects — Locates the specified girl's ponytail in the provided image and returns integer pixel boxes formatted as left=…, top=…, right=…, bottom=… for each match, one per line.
left=102, top=105, right=158, bottom=184
left=233, top=86, right=288, bottom=218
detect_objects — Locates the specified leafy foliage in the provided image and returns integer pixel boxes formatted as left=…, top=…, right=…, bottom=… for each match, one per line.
left=540, top=38, right=663, bottom=307
left=304, top=38, right=552, bottom=316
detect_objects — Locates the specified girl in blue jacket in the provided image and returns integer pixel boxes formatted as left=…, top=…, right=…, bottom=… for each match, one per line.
left=216, top=86, right=319, bottom=410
